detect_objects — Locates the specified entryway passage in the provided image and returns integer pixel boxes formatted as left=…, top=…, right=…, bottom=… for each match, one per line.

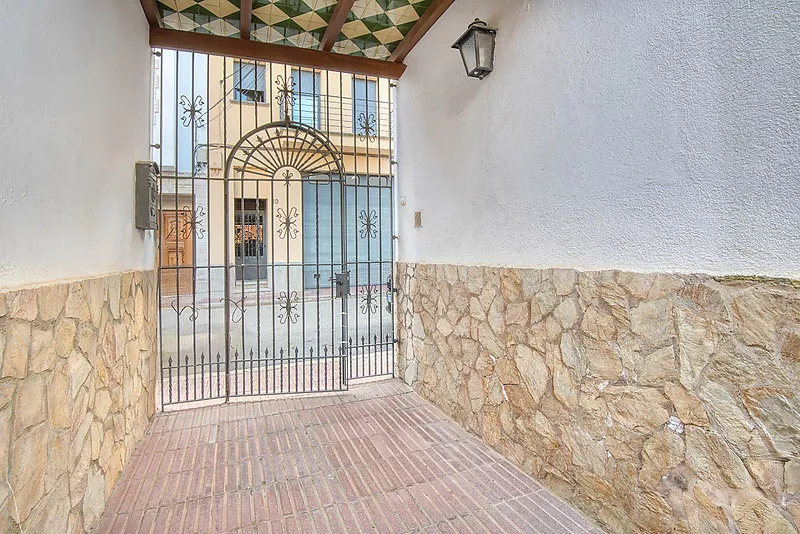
left=97, top=380, right=596, bottom=533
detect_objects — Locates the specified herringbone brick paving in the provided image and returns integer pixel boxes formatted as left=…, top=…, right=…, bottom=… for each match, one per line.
left=98, top=380, right=598, bottom=533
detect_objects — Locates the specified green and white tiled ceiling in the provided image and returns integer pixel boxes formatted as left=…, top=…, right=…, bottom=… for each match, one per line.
left=157, top=0, right=433, bottom=60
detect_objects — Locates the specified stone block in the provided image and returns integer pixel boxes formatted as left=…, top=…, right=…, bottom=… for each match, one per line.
left=732, top=290, right=787, bottom=349
left=37, top=284, right=69, bottom=322
left=29, top=329, right=55, bottom=374
left=9, top=290, right=38, bottom=321
left=2, top=321, right=30, bottom=379
left=664, top=383, right=709, bottom=426
left=553, top=296, right=580, bottom=329
left=639, top=429, right=685, bottom=489
left=14, top=374, right=45, bottom=435
left=83, top=466, right=106, bottom=529
left=0, top=406, right=11, bottom=480
left=604, top=386, right=670, bottom=431
left=732, top=491, right=795, bottom=534
left=67, top=351, right=92, bottom=399
left=514, top=344, right=548, bottom=404
left=676, top=307, right=716, bottom=390
left=629, top=299, right=673, bottom=347
left=22, top=475, right=69, bottom=534
left=742, top=387, right=800, bottom=458
left=637, top=346, right=677, bottom=385
left=54, top=318, right=77, bottom=358
left=47, top=361, right=71, bottom=429
left=685, top=426, right=753, bottom=490
left=781, top=331, right=800, bottom=363
left=10, top=424, right=48, bottom=523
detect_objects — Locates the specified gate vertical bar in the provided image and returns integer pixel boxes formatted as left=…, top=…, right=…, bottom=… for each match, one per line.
left=174, top=50, right=181, bottom=403
left=377, top=76, right=384, bottom=376
left=222, top=58, right=231, bottom=403
left=389, top=80, right=397, bottom=377
left=238, top=57, right=245, bottom=397
left=190, top=52, right=197, bottom=401
left=156, top=48, right=164, bottom=406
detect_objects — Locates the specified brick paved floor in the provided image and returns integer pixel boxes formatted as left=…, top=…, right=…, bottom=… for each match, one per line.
left=98, top=380, right=598, bottom=533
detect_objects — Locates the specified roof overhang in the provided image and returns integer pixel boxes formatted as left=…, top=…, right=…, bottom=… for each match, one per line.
left=140, top=0, right=457, bottom=79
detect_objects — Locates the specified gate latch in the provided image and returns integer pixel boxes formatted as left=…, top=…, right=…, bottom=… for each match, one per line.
left=330, top=272, right=350, bottom=298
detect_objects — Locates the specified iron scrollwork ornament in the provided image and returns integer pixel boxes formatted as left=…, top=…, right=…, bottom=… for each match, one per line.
left=219, top=297, right=246, bottom=323
left=360, top=285, right=379, bottom=315
left=164, top=205, right=206, bottom=240
left=276, top=207, right=299, bottom=239
left=278, top=291, right=300, bottom=324
left=275, top=75, right=296, bottom=121
left=281, top=168, right=296, bottom=187
left=171, top=301, right=199, bottom=322
left=357, top=112, right=377, bottom=143
left=181, top=205, right=205, bottom=239
left=359, top=209, right=378, bottom=239
left=180, top=95, right=206, bottom=128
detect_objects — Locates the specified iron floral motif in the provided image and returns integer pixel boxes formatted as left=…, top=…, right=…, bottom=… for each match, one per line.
left=281, top=168, right=295, bottom=187
left=360, top=285, right=379, bottom=315
left=275, top=75, right=296, bottom=121
left=276, top=207, right=299, bottom=239
left=219, top=297, right=246, bottom=323
left=357, top=112, right=377, bottom=142
left=359, top=209, right=378, bottom=239
left=171, top=301, right=199, bottom=322
left=180, top=95, right=206, bottom=128
left=278, top=291, right=300, bottom=324
left=164, top=206, right=206, bottom=240
left=180, top=205, right=205, bottom=239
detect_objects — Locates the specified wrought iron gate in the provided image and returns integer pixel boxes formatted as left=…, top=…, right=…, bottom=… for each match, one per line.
left=154, top=50, right=396, bottom=406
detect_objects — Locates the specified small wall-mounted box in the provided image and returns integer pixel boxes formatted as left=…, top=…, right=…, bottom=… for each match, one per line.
left=135, top=161, right=159, bottom=230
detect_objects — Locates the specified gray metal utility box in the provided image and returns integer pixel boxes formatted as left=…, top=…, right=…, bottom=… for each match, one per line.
left=135, top=161, right=159, bottom=230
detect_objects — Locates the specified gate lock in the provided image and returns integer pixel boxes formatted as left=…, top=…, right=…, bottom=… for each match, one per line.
left=330, top=272, right=351, bottom=298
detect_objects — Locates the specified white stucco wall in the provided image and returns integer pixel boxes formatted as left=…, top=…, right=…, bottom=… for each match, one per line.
left=0, top=0, right=154, bottom=289
left=396, top=0, right=800, bottom=277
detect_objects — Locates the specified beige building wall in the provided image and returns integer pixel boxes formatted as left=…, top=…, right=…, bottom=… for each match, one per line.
left=200, top=57, right=393, bottom=269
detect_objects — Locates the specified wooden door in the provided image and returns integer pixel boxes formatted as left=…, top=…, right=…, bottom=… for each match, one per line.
left=159, top=210, right=195, bottom=296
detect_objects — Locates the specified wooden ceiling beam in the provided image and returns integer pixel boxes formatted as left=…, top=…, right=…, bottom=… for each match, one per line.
left=320, top=0, right=356, bottom=52
left=150, top=28, right=407, bottom=79
left=240, top=0, right=252, bottom=40
left=388, top=0, right=456, bottom=62
left=139, top=0, right=163, bottom=28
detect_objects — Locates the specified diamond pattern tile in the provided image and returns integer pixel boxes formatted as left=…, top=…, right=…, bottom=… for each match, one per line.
left=157, top=0, right=432, bottom=59
left=158, top=0, right=242, bottom=36
left=251, top=0, right=336, bottom=49
left=332, top=0, right=432, bottom=59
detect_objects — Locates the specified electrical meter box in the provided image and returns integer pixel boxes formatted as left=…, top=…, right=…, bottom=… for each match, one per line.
left=135, top=161, right=159, bottom=230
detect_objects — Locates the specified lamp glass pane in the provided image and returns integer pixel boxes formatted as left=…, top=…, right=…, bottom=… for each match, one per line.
left=458, top=32, right=478, bottom=75
left=476, top=31, right=495, bottom=70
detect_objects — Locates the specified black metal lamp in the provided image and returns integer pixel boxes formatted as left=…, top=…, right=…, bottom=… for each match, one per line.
left=451, top=19, right=497, bottom=80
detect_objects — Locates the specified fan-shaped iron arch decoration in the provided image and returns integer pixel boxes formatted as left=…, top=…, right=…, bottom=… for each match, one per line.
left=225, top=120, right=345, bottom=184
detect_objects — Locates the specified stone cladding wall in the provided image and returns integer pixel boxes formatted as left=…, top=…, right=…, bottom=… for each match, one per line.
left=396, top=263, right=800, bottom=533
left=0, top=271, right=157, bottom=533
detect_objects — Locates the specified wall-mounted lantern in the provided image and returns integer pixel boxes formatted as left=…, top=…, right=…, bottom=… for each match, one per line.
left=451, top=19, right=497, bottom=80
